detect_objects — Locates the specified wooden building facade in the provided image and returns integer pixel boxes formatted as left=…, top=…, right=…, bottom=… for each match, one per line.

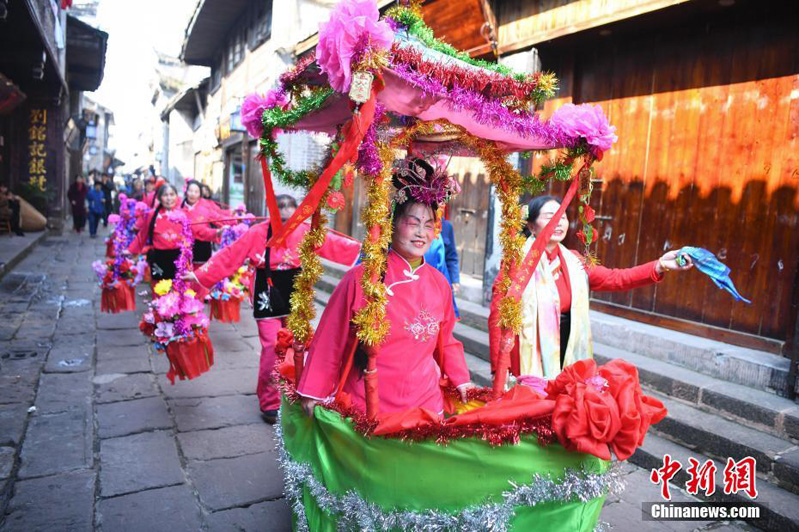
left=496, top=0, right=799, bottom=353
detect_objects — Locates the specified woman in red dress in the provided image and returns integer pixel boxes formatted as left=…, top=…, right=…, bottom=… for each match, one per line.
left=489, top=195, right=693, bottom=382
left=181, top=180, right=232, bottom=266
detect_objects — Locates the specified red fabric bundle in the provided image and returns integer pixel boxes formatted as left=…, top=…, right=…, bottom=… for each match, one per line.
left=546, top=359, right=667, bottom=460
left=165, top=332, right=215, bottom=384
left=210, top=298, right=241, bottom=323
left=100, top=283, right=136, bottom=314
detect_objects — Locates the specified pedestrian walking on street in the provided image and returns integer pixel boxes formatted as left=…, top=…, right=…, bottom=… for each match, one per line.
left=86, top=181, right=106, bottom=238
left=101, top=173, right=116, bottom=227
left=67, top=175, right=88, bottom=233
left=183, top=194, right=361, bottom=424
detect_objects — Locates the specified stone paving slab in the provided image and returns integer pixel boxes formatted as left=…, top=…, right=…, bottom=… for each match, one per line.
left=44, top=344, right=94, bottom=373
left=187, top=452, right=283, bottom=511
left=170, top=395, right=262, bottom=432
left=97, top=312, right=141, bottom=330
left=94, top=373, right=159, bottom=403
left=205, top=499, right=292, bottom=532
left=177, top=424, right=275, bottom=461
left=34, top=372, right=93, bottom=414
left=0, top=447, right=14, bottom=480
left=1, top=469, right=95, bottom=532
left=96, top=329, right=147, bottom=348
left=96, top=344, right=149, bottom=361
left=0, top=405, right=29, bottom=447
left=158, top=368, right=256, bottom=399
left=96, top=353, right=151, bottom=374
left=18, top=407, right=93, bottom=479
left=99, top=430, right=184, bottom=498
left=96, top=396, right=172, bottom=439
left=97, top=485, right=202, bottom=532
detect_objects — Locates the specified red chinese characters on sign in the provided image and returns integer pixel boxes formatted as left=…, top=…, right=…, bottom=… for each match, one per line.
left=650, top=454, right=682, bottom=500
left=28, top=108, right=47, bottom=192
left=686, top=458, right=717, bottom=496
left=651, top=455, right=758, bottom=500
left=723, top=457, right=758, bottom=499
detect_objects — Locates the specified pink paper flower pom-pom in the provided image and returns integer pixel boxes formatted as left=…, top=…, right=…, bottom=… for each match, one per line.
left=549, top=103, right=618, bottom=156
left=317, top=0, right=394, bottom=93
left=241, top=89, right=289, bottom=139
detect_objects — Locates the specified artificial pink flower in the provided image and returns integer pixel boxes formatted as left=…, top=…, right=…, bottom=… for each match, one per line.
left=165, top=209, right=188, bottom=223
left=241, top=89, right=289, bottom=138
left=143, top=312, right=155, bottom=324
left=154, top=321, right=174, bottom=340
left=180, top=297, right=204, bottom=315
left=549, top=103, right=618, bottom=156
left=107, top=214, right=121, bottom=225
left=317, top=0, right=394, bottom=93
left=183, top=312, right=209, bottom=329
left=155, top=292, right=181, bottom=318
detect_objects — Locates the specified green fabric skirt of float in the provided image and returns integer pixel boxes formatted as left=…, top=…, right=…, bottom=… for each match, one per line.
left=278, top=396, right=614, bottom=532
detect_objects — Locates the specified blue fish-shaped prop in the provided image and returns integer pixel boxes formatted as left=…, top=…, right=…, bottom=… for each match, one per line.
left=677, top=247, right=751, bottom=304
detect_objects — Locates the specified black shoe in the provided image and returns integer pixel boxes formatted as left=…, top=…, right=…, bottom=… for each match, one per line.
left=14, top=231, right=24, bottom=237
left=261, top=409, right=278, bottom=424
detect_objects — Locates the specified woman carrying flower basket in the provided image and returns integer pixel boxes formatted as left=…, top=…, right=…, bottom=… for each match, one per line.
left=181, top=179, right=234, bottom=265
left=127, top=184, right=219, bottom=283
left=184, top=194, right=360, bottom=423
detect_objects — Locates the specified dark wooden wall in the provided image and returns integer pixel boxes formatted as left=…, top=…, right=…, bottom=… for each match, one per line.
left=529, top=1, right=799, bottom=349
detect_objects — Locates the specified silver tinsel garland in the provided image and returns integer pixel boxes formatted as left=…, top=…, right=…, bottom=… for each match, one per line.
left=274, top=414, right=624, bottom=532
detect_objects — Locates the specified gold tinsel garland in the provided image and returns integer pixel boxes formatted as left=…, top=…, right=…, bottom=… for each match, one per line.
left=351, top=143, right=393, bottom=346
left=455, top=131, right=526, bottom=333
left=286, top=191, right=329, bottom=345
left=351, top=120, right=443, bottom=346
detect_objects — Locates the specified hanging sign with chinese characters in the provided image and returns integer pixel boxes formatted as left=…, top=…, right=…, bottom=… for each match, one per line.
left=28, top=108, right=48, bottom=191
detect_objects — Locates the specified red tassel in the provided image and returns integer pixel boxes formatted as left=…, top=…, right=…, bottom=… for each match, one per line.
left=165, top=332, right=214, bottom=384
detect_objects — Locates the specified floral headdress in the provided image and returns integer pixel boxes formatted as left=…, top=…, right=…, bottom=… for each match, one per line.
left=392, top=157, right=460, bottom=207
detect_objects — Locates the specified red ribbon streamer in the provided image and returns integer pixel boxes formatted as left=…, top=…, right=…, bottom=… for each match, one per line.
left=260, top=157, right=284, bottom=234
left=265, top=87, right=379, bottom=249
left=492, top=165, right=586, bottom=397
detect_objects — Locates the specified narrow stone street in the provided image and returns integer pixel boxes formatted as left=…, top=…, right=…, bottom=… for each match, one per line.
left=0, top=230, right=759, bottom=532
left=0, top=229, right=291, bottom=531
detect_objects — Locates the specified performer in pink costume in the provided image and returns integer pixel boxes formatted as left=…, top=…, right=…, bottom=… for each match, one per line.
left=187, top=195, right=360, bottom=423
left=181, top=179, right=233, bottom=265
left=298, top=158, right=474, bottom=417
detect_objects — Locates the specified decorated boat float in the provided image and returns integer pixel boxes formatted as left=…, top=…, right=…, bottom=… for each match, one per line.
left=244, top=1, right=667, bottom=530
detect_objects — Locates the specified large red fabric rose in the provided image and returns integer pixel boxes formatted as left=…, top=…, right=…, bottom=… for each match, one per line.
left=600, top=360, right=667, bottom=460
left=546, top=358, right=667, bottom=461
left=550, top=380, right=621, bottom=460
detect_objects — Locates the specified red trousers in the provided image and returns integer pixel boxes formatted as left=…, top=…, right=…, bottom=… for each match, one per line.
left=256, top=317, right=284, bottom=411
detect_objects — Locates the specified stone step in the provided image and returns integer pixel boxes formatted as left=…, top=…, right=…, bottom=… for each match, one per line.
left=645, top=389, right=799, bottom=496
left=593, top=343, right=799, bottom=443
left=632, top=432, right=799, bottom=532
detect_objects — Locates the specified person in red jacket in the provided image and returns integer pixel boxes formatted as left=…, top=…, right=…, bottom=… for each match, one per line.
left=184, top=194, right=361, bottom=423
left=181, top=180, right=232, bottom=265
left=489, top=195, right=693, bottom=383
left=127, top=184, right=218, bottom=282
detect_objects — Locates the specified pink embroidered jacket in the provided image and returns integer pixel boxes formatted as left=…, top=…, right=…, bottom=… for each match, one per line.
left=182, top=198, right=233, bottom=240
left=297, top=250, right=471, bottom=415
left=193, top=220, right=361, bottom=298
left=128, top=209, right=218, bottom=254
